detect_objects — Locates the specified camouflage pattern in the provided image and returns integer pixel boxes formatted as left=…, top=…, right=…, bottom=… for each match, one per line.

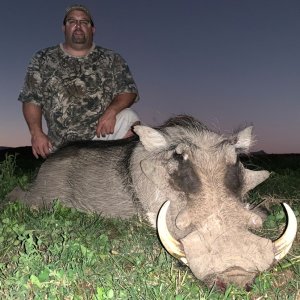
left=18, top=44, right=139, bottom=148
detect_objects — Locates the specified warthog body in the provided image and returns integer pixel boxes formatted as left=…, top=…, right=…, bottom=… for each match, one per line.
left=14, top=115, right=296, bottom=290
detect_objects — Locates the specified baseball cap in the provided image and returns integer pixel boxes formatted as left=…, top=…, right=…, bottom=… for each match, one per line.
left=63, top=4, right=94, bottom=26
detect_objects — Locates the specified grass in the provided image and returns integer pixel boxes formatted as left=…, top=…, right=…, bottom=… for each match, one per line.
left=0, top=153, right=299, bottom=299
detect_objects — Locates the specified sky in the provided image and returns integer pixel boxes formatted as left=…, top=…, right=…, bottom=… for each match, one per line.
left=0, top=0, right=299, bottom=153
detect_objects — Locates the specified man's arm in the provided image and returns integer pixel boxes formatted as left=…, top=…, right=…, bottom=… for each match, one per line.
left=95, top=93, right=136, bottom=138
left=22, top=102, right=53, bottom=158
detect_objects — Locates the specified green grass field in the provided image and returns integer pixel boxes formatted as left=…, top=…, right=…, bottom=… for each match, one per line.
left=0, top=150, right=299, bottom=299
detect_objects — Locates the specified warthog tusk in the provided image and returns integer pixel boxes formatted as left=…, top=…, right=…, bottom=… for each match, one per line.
left=157, top=200, right=188, bottom=265
left=274, top=203, right=298, bottom=261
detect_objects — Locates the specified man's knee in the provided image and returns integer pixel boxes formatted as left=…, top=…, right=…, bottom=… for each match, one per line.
left=93, top=108, right=140, bottom=141
left=117, top=108, right=139, bottom=124
left=115, top=108, right=140, bottom=139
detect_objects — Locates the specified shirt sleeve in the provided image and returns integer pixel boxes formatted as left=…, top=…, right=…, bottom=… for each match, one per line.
left=111, top=53, right=139, bottom=102
left=18, top=51, right=44, bottom=106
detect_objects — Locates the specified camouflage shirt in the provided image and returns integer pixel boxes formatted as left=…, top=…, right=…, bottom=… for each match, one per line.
left=18, top=43, right=139, bottom=147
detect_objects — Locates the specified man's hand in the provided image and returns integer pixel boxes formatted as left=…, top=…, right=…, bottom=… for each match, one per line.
left=22, top=102, right=52, bottom=158
left=96, top=109, right=117, bottom=138
left=31, top=132, right=53, bottom=159
left=95, top=93, right=137, bottom=138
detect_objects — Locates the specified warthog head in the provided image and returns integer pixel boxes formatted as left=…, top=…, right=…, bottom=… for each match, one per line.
left=133, top=115, right=297, bottom=290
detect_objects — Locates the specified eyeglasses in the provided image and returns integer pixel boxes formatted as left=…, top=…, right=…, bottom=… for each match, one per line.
left=66, top=18, right=91, bottom=27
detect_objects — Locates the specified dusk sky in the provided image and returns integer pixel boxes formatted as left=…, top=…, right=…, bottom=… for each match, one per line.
left=0, top=1, right=299, bottom=153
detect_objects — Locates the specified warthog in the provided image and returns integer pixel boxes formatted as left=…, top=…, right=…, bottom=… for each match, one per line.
left=12, top=115, right=297, bottom=290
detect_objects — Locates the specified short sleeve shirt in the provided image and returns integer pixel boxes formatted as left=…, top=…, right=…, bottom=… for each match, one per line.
left=18, top=44, right=139, bottom=147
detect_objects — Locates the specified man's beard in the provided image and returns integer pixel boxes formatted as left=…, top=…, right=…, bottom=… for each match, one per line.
left=72, top=30, right=86, bottom=44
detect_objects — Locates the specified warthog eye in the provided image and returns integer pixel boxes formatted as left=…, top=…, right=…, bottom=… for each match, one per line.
left=169, top=152, right=201, bottom=194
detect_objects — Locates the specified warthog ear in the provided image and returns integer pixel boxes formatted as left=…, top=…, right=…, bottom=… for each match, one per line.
left=134, top=125, right=167, bottom=152
left=226, top=126, right=253, bottom=164
left=231, top=126, right=253, bottom=153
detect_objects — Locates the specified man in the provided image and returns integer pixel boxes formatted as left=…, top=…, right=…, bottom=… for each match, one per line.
left=18, top=4, right=140, bottom=159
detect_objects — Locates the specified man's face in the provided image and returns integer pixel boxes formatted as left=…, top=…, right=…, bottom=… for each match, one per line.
left=63, top=10, right=95, bottom=48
